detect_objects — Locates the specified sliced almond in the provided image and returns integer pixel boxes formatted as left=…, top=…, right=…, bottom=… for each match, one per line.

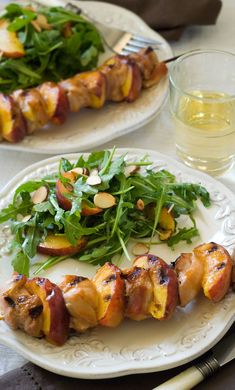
left=22, top=215, right=32, bottom=223
left=87, top=175, right=101, bottom=186
left=70, top=167, right=88, bottom=177
left=32, top=186, right=48, bottom=204
left=31, top=20, right=41, bottom=33
left=90, top=168, right=99, bottom=176
left=37, top=14, right=52, bottom=30
left=124, top=165, right=139, bottom=177
left=132, top=243, right=149, bottom=256
left=94, top=192, right=116, bottom=209
left=136, top=199, right=145, bottom=211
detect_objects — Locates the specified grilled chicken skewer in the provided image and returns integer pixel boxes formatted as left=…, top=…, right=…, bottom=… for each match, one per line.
left=0, top=242, right=233, bottom=346
left=0, top=47, right=167, bottom=143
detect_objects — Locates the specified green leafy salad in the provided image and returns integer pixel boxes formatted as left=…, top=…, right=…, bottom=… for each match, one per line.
left=0, top=3, right=104, bottom=94
left=0, top=149, right=211, bottom=276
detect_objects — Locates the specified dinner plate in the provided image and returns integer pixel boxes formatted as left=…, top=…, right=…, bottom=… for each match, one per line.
left=0, top=148, right=235, bottom=379
left=0, top=1, right=172, bottom=154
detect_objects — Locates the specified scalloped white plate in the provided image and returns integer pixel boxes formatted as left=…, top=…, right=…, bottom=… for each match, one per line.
left=0, top=149, right=235, bottom=378
left=0, top=1, right=172, bottom=154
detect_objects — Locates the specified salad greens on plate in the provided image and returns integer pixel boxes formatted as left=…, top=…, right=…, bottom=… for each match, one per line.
left=0, top=3, right=104, bottom=93
left=0, top=148, right=211, bottom=276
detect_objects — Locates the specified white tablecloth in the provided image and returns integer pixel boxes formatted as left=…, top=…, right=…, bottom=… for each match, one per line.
left=0, top=0, right=235, bottom=376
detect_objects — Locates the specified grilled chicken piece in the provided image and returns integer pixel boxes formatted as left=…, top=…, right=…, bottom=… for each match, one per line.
left=1, top=274, right=43, bottom=337
left=122, top=267, right=153, bottom=321
left=93, top=262, right=125, bottom=327
left=38, top=81, right=69, bottom=124
left=174, top=253, right=203, bottom=307
left=100, top=56, right=142, bottom=102
left=194, top=242, right=232, bottom=302
left=0, top=94, right=26, bottom=142
left=59, top=275, right=99, bottom=332
left=12, top=89, right=48, bottom=133
left=129, top=47, right=167, bottom=88
left=75, top=71, right=107, bottom=108
left=59, top=77, right=90, bottom=112
left=133, top=254, right=178, bottom=320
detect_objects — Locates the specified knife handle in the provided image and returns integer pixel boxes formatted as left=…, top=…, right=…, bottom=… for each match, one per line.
left=153, top=356, right=220, bottom=390
left=152, top=366, right=204, bottom=390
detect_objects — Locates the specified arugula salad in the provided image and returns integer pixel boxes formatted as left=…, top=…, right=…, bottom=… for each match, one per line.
left=0, top=3, right=104, bottom=94
left=0, top=149, right=211, bottom=276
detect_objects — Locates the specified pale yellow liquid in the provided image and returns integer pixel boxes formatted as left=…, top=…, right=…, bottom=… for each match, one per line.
left=173, top=90, right=235, bottom=175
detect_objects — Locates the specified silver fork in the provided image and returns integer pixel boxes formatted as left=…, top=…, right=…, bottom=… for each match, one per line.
left=66, top=2, right=163, bottom=55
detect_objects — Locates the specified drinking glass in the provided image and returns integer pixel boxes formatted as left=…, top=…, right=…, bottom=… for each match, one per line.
left=169, top=50, right=235, bottom=175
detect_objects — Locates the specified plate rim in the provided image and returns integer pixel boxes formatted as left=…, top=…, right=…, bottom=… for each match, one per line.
left=0, top=147, right=235, bottom=378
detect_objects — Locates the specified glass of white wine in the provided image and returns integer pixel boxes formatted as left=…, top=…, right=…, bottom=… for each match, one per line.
left=169, top=49, right=235, bottom=175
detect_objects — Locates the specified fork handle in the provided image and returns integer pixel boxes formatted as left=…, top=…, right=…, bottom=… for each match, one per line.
left=152, top=366, right=204, bottom=390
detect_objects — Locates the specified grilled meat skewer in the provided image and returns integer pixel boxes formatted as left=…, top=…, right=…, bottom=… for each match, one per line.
left=0, top=242, right=232, bottom=346
left=0, top=47, right=167, bottom=143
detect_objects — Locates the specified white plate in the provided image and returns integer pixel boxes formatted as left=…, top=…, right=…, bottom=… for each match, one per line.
left=0, top=1, right=172, bottom=154
left=0, top=148, right=235, bottom=378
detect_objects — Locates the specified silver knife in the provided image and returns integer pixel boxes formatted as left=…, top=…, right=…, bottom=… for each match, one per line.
left=153, top=330, right=235, bottom=390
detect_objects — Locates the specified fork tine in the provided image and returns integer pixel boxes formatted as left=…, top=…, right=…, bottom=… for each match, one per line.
left=128, top=39, right=162, bottom=49
left=132, top=34, right=163, bottom=46
left=124, top=45, right=144, bottom=53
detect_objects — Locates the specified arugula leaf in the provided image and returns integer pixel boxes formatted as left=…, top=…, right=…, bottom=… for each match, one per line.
left=168, top=227, right=199, bottom=247
left=0, top=200, right=32, bottom=223
left=11, top=251, right=30, bottom=276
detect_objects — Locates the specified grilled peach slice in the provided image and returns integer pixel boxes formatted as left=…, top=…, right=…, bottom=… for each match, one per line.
left=12, top=89, right=48, bottom=133
left=93, top=262, right=125, bottom=327
left=174, top=253, right=203, bottom=307
left=133, top=254, right=178, bottom=320
left=120, top=59, right=142, bottom=102
left=55, top=171, right=77, bottom=210
left=158, top=207, right=175, bottom=241
left=59, top=275, right=99, bottom=332
left=75, top=71, right=107, bottom=108
left=0, top=19, right=25, bottom=58
left=25, top=277, right=69, bottom=345
left=38, top=82, right=69, bottom=124
left=194, top=242, right=232, bottom=302
left=0, top=94, right=26, bottom=142
left=37, top=234, right=87, bottom=256
left=56, top=171, right=102, bottom=214
left=122, top=267, right=153, bottom=321
left=231, top=265, right=235, bottom=291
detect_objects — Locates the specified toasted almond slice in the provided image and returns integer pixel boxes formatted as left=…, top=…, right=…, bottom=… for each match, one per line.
left=94, top=192, right=116, bottom=209
left=31, top=20, right=41, bottom=32
left=87, top=175, right=102, bottom=186
left=132, top=243, right=149, bottom=256
left=124, top=165, right=139, bottom=177
left=32, top=186, right=48, bottom=204
left=70, top=167, right=88, bottom=177
left=136, top=199, right=144, bottom=211
left=90, top=168, right=99, bottom=176
left=22, top=215, right=32, bottom=223
left=37, top=14, right=52, bottom=30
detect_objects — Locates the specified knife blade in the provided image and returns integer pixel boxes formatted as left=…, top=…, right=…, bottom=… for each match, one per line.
left=153, top=330, right=235, bottom=390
